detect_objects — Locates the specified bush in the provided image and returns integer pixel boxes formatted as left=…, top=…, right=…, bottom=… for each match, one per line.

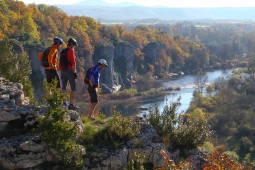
left=148, top=98, right=212, bottom=150
left=110, top=89, right=138, bottom=100
left=160, top=148, right=253, bottom=170
left=108, top=110, right=141, bottom=140
left=36, top=81, right=84, bottom=167
left=224, top=151, right=239, bottom=161
left=81, top=108, right=141, bottom=149
left=0, top=38, right=34, bottom=100
left=126, top=153, right=145, bottom=170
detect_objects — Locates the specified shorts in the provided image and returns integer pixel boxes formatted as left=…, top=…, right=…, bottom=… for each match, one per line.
left=61, top=69, right=76, bottom=91
left=45, top=69, right=60, bottom=88
left=88, top=85, right=98, bottom=103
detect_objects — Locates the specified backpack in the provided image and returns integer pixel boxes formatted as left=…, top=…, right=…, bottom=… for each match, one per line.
left=40, top=47, right=50, bottom=67
left=84, top=67, right=94, bottom=84
left=59, top=48, right=70, bottom=69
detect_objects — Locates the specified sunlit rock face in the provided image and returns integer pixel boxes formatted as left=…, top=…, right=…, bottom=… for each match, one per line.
left=93, top=45, right=115, bottom=89
left=114, top=43, right=134, bottom=88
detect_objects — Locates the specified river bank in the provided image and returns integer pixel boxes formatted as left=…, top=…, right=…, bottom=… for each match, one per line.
left=78, top=68, right=234, bottom=117
left=116, top=69, right=233, bottom=116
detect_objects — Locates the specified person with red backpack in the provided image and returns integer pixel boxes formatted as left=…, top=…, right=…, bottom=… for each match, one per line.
left=38, top=37, right=63, bottom=97
left=59, top=38, right=78, bottom=110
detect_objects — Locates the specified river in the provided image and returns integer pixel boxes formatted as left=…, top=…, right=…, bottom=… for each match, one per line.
left=100, top=69, right=233, bottom=117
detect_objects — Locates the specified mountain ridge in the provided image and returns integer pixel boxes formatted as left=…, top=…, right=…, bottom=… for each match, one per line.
left=57, top=5, right=255, bottom=21
left=74, top=0, right=140, bottom=7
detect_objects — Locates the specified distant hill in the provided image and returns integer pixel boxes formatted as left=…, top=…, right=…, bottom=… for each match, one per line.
left=57, top=4, right=255, bottom=22
left=74, top=0, right=139, bottom=7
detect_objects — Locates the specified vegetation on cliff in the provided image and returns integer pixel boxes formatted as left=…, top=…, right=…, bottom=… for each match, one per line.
left=0, top=39, right=34, bottom=100
left=36, top=81, right=84, bottom=167
left=189, top=61, right=255, bottom=165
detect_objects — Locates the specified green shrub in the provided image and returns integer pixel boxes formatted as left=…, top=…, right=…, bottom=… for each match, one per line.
left=108, top=110, right=141, bottom=140
left=148, top=98, right=212, bottom=149
left=126, top=153, right=145, bottom=170
left=81, top=108, right=141, bottom=149
left=200, top=141, right=214, bottom=154
left=36, top=81, right=84, bottom=167
left=0, top=38, right=34, bottom=100
left=224, top=151, right=239, bottom=161
left=110, top=89, right=138, bottom=100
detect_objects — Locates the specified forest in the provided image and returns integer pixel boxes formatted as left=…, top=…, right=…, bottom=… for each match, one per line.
left=1, top=0, right=255, bottom=169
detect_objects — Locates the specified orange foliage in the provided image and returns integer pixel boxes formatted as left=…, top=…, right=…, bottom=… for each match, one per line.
left=158, top=148, right=253, bottom=170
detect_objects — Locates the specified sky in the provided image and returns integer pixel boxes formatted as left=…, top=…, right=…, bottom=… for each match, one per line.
left=20, top=0, right=255, bottom=8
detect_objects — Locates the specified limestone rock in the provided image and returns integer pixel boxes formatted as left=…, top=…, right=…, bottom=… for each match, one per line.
left=0, top=134, right=56, bottom=170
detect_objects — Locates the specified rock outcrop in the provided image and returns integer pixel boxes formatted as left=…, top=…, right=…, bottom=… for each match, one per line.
left=114, top=43, right=135, bottom=88
left=0, top=77, right=29, bottom=106
left=83, top=123, right=167, bottom=170
left=0, top=77, right=84, bottom=169
left=0, top=134, right=57, bottom=170
left=143, top=42, right=167, bottom=65
left=93, top=45, right=115, bottom=90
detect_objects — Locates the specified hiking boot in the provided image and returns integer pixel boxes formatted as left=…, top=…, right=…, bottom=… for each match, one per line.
left=62, top=102, right=68, bottom=107
left=68, top=104, right=79, bottom=110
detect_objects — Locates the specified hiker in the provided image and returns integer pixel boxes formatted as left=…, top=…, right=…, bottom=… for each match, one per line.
left=59, top=38, right=78, bottom=110
left=38, top=37, right=63, bottom=97
left=87, top=59, right=108, bottom=119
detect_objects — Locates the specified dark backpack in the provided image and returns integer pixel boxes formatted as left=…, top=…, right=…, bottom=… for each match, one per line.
left=40, top=47, right=50, bottom=67
left=59, top=48, right=71, bottom=69
left=84, top=67, right=94, bottom=84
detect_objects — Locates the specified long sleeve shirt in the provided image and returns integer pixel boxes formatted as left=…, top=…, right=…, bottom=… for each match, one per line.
left=88, top=64, right=100, bottom=87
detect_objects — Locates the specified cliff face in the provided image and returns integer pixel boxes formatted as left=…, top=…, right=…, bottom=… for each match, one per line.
left=0, top=77, right=84, bottom=170
left=93, top=45, right=115, bottom=89
left=92, top=43, right=135, bottom=90
left=114, top=43, right=134, bottom=88
left=143, top=42, right=167, bottom=64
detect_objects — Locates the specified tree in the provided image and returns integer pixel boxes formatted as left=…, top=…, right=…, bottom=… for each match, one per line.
left=18, top=13, right=40, bottom=41
left=247, top=54, right=255, bottom=87
left=196, top=69, right=208, bottom=94
left=0, top=39, right=34, bottom=100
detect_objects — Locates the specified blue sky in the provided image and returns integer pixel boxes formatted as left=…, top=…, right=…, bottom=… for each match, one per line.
left=20, top=0, right=255, bottom=7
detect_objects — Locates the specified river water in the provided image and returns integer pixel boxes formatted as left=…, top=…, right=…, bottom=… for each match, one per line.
left=100, top=69, right=233, bottom=117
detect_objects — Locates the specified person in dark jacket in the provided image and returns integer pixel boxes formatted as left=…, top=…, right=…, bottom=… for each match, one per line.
left=88, top=59, right=108, bottom=119
left=59, top=38, right=78, bottom=110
